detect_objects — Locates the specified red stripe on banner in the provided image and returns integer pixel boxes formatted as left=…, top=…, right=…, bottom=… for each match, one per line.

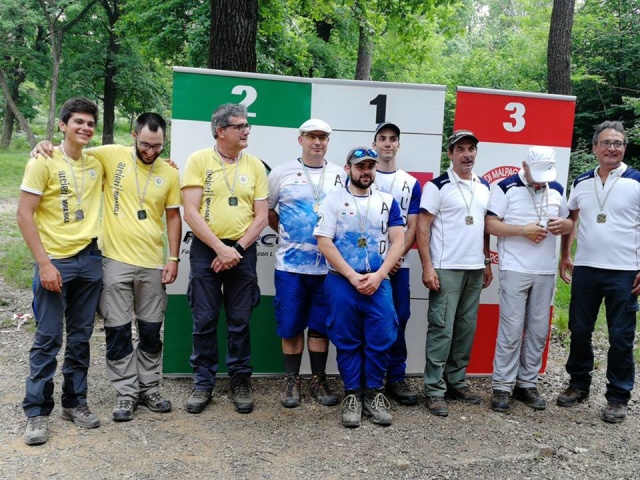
left=454, top=91, right=575, bottom=147
left=467, top=304, right=552, bottom=375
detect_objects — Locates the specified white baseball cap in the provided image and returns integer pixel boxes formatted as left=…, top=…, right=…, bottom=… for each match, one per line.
left=299, top=118, right=332, bottom=134
left=526, top=146, right=557, bottom=183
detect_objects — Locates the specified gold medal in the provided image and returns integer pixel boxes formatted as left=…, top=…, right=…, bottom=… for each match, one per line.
left=597, top=213, right=606, bottom=223
left=465, top=215, right=474, bottom=225
left=357, top=237, right=367, bottom=248
left=313, top=203, right=319, bottom=213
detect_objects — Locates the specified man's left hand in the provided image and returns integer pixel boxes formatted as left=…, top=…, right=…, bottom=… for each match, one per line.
left=482, top=264, right=493, bottom=288
left=632, top=272, right=640, bottom=296
left=162, top=261, right=178, bottom=284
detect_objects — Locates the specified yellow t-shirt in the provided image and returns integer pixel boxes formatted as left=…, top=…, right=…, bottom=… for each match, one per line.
left=20, top=149, right=103, bottom=258
left=182, top=148, right=268, bottom=240
left=88, top=145, right=182, bottom=269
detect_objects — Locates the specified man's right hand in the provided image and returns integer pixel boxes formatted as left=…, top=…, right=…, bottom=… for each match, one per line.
left=39, top=261, right=62, bottom=293
left=559, top=256, right=573, bottom=284
left=30, top=141, right=54, bottom=159
left=422, top=266, right=440, bottom=291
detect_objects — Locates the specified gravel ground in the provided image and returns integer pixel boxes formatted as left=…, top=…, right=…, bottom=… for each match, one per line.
left=1, top=272, right=640, bottom=480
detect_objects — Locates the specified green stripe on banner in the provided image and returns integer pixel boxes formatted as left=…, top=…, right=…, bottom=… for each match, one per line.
left=172, top=71, right=312, bottom=127
left=163, top=294, right=285, bottom=375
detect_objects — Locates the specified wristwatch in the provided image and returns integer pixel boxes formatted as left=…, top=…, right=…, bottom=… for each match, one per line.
left=484, top=257, right=491, bottom=265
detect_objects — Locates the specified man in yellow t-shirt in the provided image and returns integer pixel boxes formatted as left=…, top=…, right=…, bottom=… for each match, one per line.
left=88, top=113, right=182, bottom=422
left=18, top=97, right=103, bottom=446
left=182, top=103, right=268, bottom=415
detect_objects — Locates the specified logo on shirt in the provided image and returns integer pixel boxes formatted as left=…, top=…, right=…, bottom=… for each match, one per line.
left=239, top=175, right=249, bottom=185
left=154, top=176, right=164, bottom=187
left=89, top=169, right=97, bottom=179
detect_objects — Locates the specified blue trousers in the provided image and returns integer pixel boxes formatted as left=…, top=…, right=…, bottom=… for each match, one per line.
left=567, top=266, right=638, bottom=403
left=324, top=273, right=397, bottom=392
left=23, top=240, right=103, bottom=417
left=387, top=268, right=411, bottom=382
left=188, top=237, right=260, bottom=391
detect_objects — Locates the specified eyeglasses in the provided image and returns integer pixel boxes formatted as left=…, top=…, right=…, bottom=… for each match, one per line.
left=598, top=140, right=625, bottom=149
left=224, top=123, right=252, bottom=131
left=302, top=133, right=329, bottom=142
left=137, top=141, right=164, bottom=152
left=349, top=149, right=378, bottom=161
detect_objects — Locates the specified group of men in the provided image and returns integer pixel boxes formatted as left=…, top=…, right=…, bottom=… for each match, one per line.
left=18, top=96, right=640, bottom=444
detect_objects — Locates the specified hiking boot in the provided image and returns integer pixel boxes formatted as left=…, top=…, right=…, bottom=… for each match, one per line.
left=513, top=386, right=546, bottom=411
left=491, top=389, right=511, bottom=413
left=602, top=401, right=627, bottom=424
left=61, top=403, right=101, bottom=428
left=341, top=393, right=362, bottom=428
left=385, top=380, right=418, bottom=406
left=309, top=374, right=338, bottom=406
left=556, top=386, right=589, bottom=407
left=112, top=399, right=137, bottom=422
left=280, top=375, right=301, bottom=408
left=24, top=416, right=49, bottom=446
left=186, top=389, right=212, bottom=414
left=426, top=395, right=448, bottom=417
left=140, top=391, right=172, bottom=413
left=230, top=375, right=254, bottom=414
left=362, top=390, right=393, bottom=426
left=446, top=385, right=481, bottom=404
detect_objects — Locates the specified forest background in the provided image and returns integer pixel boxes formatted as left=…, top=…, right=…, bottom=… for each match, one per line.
left=0, top=0, right=639, bottom=302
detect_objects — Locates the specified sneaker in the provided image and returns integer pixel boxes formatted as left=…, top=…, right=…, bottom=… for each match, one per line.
left=309, top=374, right=339, bottom=406
left=140, top=391, right=172, bottom=413
left=556, top=386, right=589, bottom=407
left=112, top=399, right=137, bottom=422
left=362, top=390, right=393, bottom=426
left=426, top=395, right=449, bottom=417
left=602, top=401, right=627, bottom=424
left=61, top=403, right=101, bottom=428
left=513, top=386, right=546, bottom=410
left=186, top=389, right=212, bottom=414
left=230, top=375, right=254, bottom=414
left=24, top=416, right=49, bottom=445
left=280, top=375, right=301, bottom=408
left=341, top=393, right=362, bottom=428
left=385, top=380, right=418, bottom=406
left=446, top=385, right=481, bottom=404
left=491, top=389, right=511, bottom=413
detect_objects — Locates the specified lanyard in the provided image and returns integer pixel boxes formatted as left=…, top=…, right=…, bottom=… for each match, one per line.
left=60, top=144, right=85, bottom=210
left=133, top=152, right=155, bottom=209
left=300, top=159, right=326, bottom=211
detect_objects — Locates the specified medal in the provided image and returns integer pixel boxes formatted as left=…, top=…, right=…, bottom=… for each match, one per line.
left=313, top=203, right=319, bottom=213
left=597, top=213, right=606, bottom=223
left=137, top=209, right=147, bottom=220
left=357, top=237, right=367, bottom=248
left=76, top=210, right=84, bottom=220
left=229, top=196, right=238, bottom=206
left=465, top=215, right=474, bottom=225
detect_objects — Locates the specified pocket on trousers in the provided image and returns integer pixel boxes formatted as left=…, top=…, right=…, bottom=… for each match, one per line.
left=428, top=293, right=448, bottom=329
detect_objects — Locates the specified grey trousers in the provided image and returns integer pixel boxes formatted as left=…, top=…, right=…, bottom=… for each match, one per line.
left=100, top=259, right=167, bottom=401
left=492, top=270, right=554, bottom=392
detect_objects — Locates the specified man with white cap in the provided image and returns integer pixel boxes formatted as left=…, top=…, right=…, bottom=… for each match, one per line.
left=417, top=130, right=493, bottom=417
left=268, top=119, right=345, bottom=408
left=485, top=146, right=573, bottom=413
left=314, top=146, right=404, bottom=428
left=371, top=122, right=422, bottom=406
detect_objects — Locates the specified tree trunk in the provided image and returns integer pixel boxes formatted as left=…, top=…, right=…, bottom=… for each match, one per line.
left=1, top=74, right=22, bottom=148
left=355, top=22, right=373, bottom=81
left=101, top=0, right=120, bottom=144
left=0, top=70, right=36, bottom=147
left=209, top=0, right=258, bottom=72
left=547, top=0, right=575, bottom=95
left=46, top=29, right=63, bottom=140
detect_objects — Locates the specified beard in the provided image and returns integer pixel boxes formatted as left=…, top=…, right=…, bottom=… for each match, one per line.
left=136, top=146, right=160, bottom=164
left=350, top=174, right=373, bottom=190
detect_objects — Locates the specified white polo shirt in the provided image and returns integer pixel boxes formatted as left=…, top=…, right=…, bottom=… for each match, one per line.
left=568, top=163, right=640, bottom=270
left=488, top=170, right=569, bottom=274
left=374, top=168, right=421, bottom=269
left=420, top=167, right=490, bottom=270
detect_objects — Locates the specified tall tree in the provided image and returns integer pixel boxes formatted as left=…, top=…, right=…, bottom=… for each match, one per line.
left=547, top=0, right=575, bottom=95
left=209, top=0, right=258, bottom=71
left=99, top=0, right=120, bottom=144
left=36, top=0, right=99, bottom=140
